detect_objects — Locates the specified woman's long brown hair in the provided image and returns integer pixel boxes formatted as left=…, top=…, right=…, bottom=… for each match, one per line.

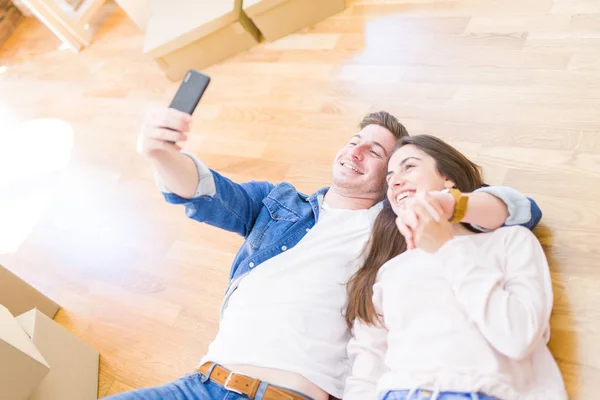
left=345, top=135, right=485, bottom=328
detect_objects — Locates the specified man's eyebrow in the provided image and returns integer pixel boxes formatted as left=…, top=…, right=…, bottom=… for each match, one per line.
left=372, top=141, right=389, bottom=157
left=350, top=134, right=389, bottom=157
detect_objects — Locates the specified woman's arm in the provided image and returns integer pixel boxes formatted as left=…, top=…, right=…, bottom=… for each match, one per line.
left=436, top=227, right=553, bottom=360
left=460, top=190, right=509, bottom=230
left=344, top=287, right=389, bottom=400
left=443, top=186, right=539, bottom=231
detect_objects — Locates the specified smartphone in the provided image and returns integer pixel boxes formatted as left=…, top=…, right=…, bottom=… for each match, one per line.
left=169, top=70, right=211, bottom=115
left=167, top=70, right=210, bottom=143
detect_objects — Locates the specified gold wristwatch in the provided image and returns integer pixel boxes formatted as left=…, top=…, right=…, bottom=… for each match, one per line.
left=448, top=188, right=469, bottom=223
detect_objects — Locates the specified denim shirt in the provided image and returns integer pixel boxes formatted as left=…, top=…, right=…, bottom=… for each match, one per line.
left=163, top=170, right=328, bottom=282
left=162, top=165, right=542, bottom=295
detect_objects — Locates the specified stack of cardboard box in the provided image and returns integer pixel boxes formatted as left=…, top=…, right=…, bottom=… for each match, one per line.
left=143, top=0, right=345, bottom=81
left=243, top=0, right=345, bottom=42
left=144, top=0, right=261, bottom=81
left=0, top=265, right=100, bottom=400
left=0, top=0, right=23, bottom=49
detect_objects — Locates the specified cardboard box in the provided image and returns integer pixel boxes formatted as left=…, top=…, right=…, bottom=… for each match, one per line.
left=0, top=305, right=51, bottom=400
left=0, top=264, right=60, bottom=319
left=243, top=0, right=345, bottom=42
left=11, top=0, right=33, bottom=17
left=17, top=309, right=100, bottom=400
left=144, top=0, right=261, bottom=81
left=114, top=0, right=151, bottom=31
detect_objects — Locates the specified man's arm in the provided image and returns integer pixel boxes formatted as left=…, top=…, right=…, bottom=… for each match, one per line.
left=395, top=187, right=541, bottom=249
left=460, top=191, right=509, bottom=230
left=469, top=186, right=541, bottom=231
left=139, top=108, right=273, bottom=237
left=150, top=152, right=200, bottom=200
left=138, top=108, right=200, bottom=199
left=428, top=186, right=540, bottom=231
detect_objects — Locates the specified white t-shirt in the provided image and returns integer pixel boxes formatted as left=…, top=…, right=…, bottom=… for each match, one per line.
left=202, top=201, right=382, bottom=398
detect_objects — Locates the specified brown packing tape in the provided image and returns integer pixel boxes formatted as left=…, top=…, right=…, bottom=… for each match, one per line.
left=239, top=2, right=262, bottom=42
left=0, top=264, right=60, bottom=319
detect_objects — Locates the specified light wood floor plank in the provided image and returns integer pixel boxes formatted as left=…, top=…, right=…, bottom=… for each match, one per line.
left=1, top=0, right=599, bottom=398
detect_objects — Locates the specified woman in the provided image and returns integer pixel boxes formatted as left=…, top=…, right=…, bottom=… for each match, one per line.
left=344, top=135, right=567, bottom=400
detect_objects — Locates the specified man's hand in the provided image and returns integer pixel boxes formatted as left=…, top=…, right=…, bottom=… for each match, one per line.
left=137, top=108, right=192, bottom=158
left=137, top=108, right=199, bottom=199
left=392, top=192, right=455, bottom=251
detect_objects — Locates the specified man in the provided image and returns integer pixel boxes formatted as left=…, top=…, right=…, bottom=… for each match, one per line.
left=107, top=109, right=540, bottom=400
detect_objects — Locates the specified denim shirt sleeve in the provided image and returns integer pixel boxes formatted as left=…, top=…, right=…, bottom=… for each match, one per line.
left=471, top=186, right=542, bottom=232
left=157, top=153, right=275, bottom=237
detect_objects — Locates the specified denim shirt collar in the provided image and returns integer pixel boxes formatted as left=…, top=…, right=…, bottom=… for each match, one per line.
left=301, top=186, right=329, bottom=221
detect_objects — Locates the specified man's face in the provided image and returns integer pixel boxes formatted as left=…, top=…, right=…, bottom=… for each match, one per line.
left=331, top=124, right=398, bottom=198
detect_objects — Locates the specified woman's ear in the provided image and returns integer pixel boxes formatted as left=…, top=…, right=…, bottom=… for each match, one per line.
left=443, top=179, right=456, bottom=190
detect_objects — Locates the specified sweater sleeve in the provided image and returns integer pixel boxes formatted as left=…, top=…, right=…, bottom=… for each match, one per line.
left=344, top=285, right=389, bottom=400
left=436, top=227, right=553, bottom=360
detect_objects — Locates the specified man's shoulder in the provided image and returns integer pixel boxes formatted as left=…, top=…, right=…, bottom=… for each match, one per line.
left=258, top=182, right=329, bottom=219
left=267, top=181, right=328, bottom=201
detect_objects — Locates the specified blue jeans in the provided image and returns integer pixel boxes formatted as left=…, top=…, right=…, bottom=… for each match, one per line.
left=382, top=389, right=497, bottom=400
left=102, top=370, right=313, bottom=400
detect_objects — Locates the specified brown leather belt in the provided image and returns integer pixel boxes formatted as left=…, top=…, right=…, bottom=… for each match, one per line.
left=198, top=363, right=311, bottom=400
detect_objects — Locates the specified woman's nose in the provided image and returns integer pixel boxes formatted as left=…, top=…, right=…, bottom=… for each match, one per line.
left=389, top=172, right=405, bottom=187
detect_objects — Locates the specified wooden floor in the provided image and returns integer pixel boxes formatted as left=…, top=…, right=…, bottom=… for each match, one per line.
left=1, top=0, right=599, bottom=398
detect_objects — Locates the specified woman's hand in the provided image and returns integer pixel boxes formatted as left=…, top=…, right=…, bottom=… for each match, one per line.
left=412, top=195, right=455, bottom=253
left=392, top=192, right=455, bottom=252
left=426, top=191, right=456, bottom=221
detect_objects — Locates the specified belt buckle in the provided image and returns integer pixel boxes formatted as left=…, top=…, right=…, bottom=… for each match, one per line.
left=223, top=371, right=243, bottom=395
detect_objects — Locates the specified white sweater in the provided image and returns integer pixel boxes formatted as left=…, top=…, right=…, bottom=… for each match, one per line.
left=345, top=226, right=567, bottom=400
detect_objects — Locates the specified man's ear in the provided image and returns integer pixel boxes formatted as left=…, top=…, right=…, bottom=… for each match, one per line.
left=444, top=179, right=456, bottom=189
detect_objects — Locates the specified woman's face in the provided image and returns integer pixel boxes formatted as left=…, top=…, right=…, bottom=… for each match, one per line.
left=386, top=144, right=454, bottom=206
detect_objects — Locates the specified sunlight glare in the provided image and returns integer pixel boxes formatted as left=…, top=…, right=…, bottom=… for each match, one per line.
left=0, top=118, right=74, bottom=186
left=0, top=118, right=74, bottom=254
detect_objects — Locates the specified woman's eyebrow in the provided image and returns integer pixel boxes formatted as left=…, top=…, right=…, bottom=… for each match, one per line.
left=399, top=157, right=421, bottom=167
left=387, top=157, right=421, bottom=177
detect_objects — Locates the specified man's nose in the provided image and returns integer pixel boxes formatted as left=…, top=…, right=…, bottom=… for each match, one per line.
left=349, top=145, right=364, bottom=160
